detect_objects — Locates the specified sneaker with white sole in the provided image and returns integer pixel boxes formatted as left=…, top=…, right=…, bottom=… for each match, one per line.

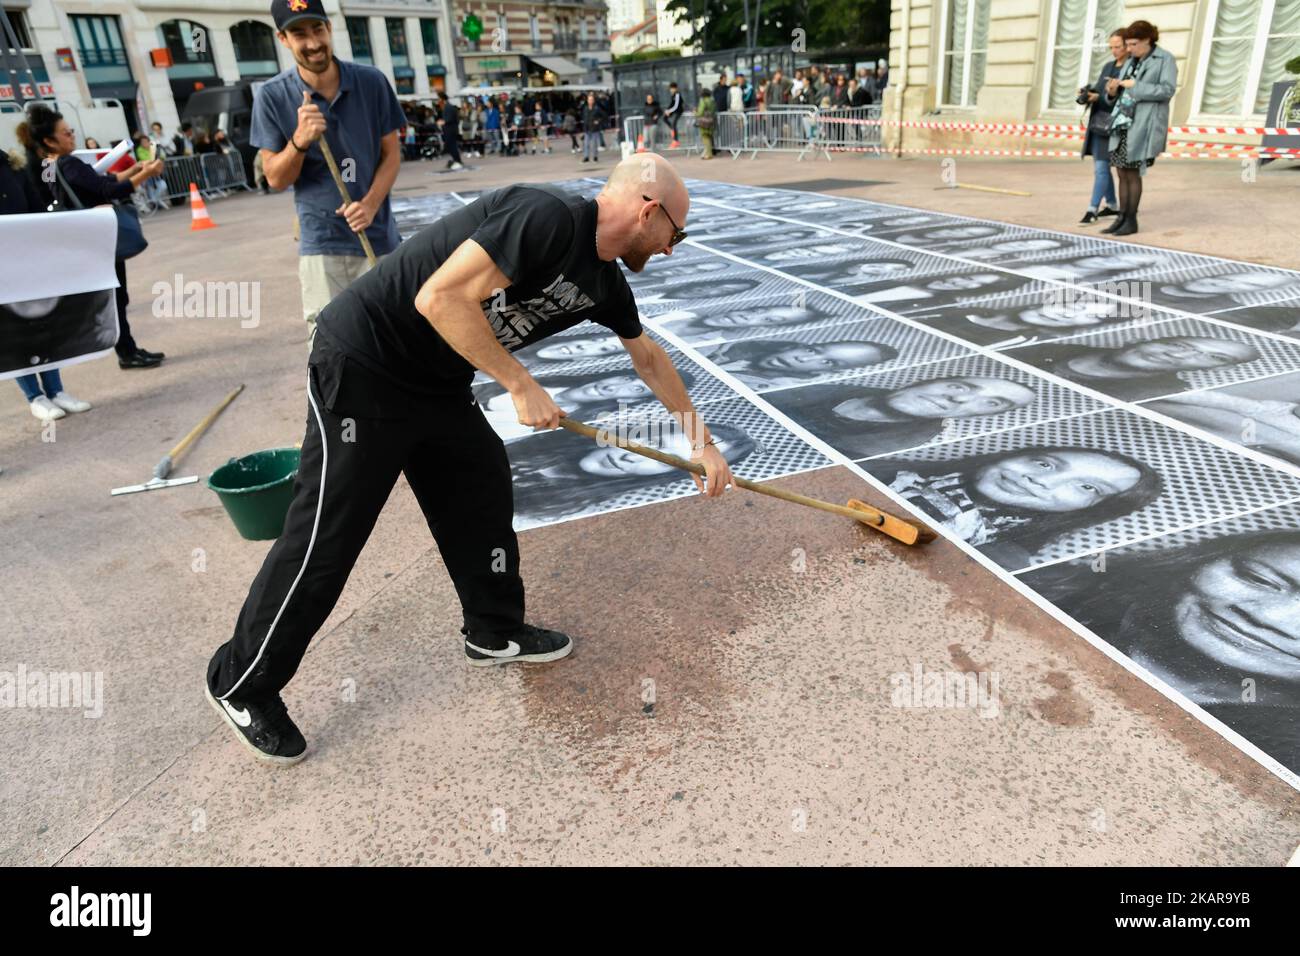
left=463, top=623, right=573, bottom=667
left=29, top=396, right=65, bottom=422
left=51, top=392, right=91, bottom=413
left=204, top=681, right=307, bottom=766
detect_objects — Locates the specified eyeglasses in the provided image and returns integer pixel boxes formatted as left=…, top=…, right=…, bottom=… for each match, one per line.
left=643, top=194, right=686, bottom=246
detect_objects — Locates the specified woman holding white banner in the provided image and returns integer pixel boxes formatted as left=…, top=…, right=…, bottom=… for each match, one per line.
left=16, top=103, right=166, bottom=369
left=0, top=143, right=97, bottom=423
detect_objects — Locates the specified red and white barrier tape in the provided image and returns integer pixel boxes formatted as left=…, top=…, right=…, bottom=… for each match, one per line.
left=897, top=145, right=1300, bottom=159
left=895, top=120, right=1086, bottom=132
left=885, top=118, right=1300, bottom=136
left=1170, top=125, right=1300, bottom=136
left=777, top=116, right=1300, bottom=137
left=900, top=147, right=1081, bottom=157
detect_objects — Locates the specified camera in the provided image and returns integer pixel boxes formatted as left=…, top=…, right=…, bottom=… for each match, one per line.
left=1075, top=87, right=1091, bottom=106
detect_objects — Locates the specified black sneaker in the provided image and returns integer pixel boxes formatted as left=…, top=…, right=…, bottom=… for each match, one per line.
left=1079, top=210, right=1098, bottom=224
left=1097, top=205, right=1120, bottom=217
left=204, top=682, right=307, bottom=766
left=463, top=623, right=573, bottom=667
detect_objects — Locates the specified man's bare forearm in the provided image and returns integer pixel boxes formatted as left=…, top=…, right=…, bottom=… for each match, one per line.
left=637, top=346, right=711, bottom=446
left=262, top=143, right=307, bottom=190
left=362, top=137, right=400, bottom=210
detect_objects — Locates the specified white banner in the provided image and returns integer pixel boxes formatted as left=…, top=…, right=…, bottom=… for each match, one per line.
left=0, top=206, right=122, bottom=380
left=0, top=207, right=119, bottom=303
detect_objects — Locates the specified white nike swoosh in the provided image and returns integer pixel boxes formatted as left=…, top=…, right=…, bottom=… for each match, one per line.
left=222, top=700, right=252, bottom=728
left=466, top=640, right=522, bottom=658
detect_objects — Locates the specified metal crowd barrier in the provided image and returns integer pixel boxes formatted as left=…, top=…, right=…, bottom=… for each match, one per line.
left=623, top=114, right=703, bottom=155
left=812, top=105, right=883, bottom=156
left=624, top=106, right=880, bottom=161
left=740, top=106, right=820, bottom=159
left=199, top=151, right=250, bottom=196
left=623, top=115, right=644, bottom=151
left=158, top=151, right=250, bottom=203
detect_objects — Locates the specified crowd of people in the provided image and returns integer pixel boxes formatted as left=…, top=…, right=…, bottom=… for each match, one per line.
left=391, top=59, right=892, bottom=168
left=690, top=60, right=890, bottom=119
left=398, top=89, right=620, bottom=170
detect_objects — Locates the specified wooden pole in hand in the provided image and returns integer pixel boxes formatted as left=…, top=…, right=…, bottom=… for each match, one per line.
left=313, top=120, right=377, bottom=267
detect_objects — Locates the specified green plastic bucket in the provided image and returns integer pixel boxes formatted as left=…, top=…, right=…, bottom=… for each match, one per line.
left=207, top=447, right=301, bottom=541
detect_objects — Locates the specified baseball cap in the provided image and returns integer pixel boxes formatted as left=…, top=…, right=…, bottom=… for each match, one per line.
left=272, top=0, right=329, bottom=31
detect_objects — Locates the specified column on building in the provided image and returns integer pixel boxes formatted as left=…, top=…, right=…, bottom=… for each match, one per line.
left=367, top=15, right=394, bottom=80
left=209, top=21, right=242, bottom=85
left=404, top=15, right=429, bottom=96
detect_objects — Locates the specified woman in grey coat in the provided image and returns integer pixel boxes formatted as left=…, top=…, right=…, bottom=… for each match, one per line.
left=1102, top=20, right=1178, bottom=236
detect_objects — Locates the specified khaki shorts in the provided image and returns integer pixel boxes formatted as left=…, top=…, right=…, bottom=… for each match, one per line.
left=299, top=253, right=378, bottom=347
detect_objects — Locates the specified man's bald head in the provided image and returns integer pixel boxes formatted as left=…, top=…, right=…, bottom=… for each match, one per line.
left=601, top=153, right=688, bottom=224
left=594, top=153, right=690, bottom=273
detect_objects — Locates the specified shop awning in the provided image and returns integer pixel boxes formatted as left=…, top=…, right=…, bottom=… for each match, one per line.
left=529, top=56, right=586, bottom=77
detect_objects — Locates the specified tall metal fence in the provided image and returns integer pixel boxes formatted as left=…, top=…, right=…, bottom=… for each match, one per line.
left=622, top=105, right=882, bottom=160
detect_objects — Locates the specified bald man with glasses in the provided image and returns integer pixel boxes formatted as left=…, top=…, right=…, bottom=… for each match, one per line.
left=205, top=154, right=732, bottom=766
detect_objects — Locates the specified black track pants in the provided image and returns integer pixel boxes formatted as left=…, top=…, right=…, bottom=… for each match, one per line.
left=207, top=340, right=524, bottom=703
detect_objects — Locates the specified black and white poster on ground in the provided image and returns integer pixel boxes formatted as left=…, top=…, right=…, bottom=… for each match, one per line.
left=392, top=180, right=1300, bottom=789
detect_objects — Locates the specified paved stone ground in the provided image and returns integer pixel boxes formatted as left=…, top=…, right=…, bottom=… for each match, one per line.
left=2, top=148, right=1296, bottom=865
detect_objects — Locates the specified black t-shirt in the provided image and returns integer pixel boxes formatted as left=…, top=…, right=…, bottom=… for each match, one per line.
left=315, top=184, right=642, bottom=397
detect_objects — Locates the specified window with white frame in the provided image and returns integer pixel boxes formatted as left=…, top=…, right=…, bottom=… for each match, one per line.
left=942, top=0, right=992, bottom=107
left=1198, top=0, right=1300, bottom=117
left=529, top=12, right=539, bottom=48
left=495, top=13, right=508, bottom=50
left=1046, top=0, right=1127, bottom=110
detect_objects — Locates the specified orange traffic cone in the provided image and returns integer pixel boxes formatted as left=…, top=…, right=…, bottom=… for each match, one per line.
left=188, top=183, right=217, bottom=231
left=635, top=133, right=646, bottom=153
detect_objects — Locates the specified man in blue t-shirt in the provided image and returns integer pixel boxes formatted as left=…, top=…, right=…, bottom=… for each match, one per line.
left=252, top=0, right=405, bottom=344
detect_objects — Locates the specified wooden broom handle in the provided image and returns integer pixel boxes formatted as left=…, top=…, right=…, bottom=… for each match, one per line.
left=317, top=136, right=378, bottom=266
left=152, top=384, right=245, bottom=480
left=555, top=417, right=929, bottom=545
left=169, top=384, right=245, bottom=461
